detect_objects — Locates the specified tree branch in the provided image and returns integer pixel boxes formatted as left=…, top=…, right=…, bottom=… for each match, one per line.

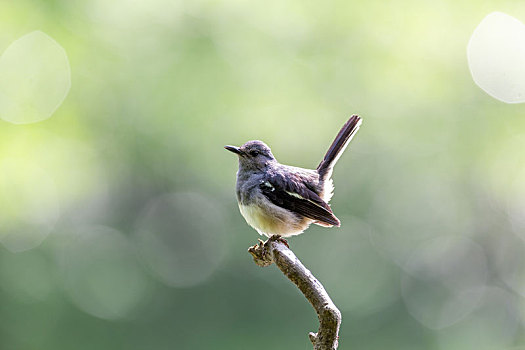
left=248, top=235, right=342, bottom=350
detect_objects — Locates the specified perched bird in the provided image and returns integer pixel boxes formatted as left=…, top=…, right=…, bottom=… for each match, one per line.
left=225, top=115, right=362, bottom=238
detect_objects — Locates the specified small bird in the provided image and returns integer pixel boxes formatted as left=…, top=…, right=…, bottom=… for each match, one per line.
left=225, top=115, right=362, bottom=238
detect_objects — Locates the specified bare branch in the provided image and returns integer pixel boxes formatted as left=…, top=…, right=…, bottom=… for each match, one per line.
left=248, top=235, right=342, bottom=350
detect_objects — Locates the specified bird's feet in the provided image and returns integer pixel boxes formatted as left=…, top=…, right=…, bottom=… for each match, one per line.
left=248, top=235, right=290, bottom=266
left=269, top=234, right=289, bottom=248
left=248, top=238, right=272, bottom=267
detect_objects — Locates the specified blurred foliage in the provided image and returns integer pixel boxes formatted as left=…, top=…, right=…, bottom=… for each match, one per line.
left=1, top=0, right=525, bottom=349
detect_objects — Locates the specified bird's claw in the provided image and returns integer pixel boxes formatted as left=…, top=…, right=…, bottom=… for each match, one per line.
left=269, top=234, right=289, bottom=248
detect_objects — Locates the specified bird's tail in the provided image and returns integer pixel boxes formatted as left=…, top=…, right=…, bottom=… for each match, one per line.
left=317, top=115, right=362, bottom=180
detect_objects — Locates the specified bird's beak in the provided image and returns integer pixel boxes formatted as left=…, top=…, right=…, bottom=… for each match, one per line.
left=224, top=145, right=242, bottom=155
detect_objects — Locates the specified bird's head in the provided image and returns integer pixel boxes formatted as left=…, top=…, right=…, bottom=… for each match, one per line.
left=224, top=140, right=276, bottom=171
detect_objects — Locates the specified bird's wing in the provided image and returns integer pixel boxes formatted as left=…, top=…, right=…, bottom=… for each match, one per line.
left=260, top=173, right=340, bottom=227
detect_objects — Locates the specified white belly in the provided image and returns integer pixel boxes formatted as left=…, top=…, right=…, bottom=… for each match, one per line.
left=238, top=202, right=311, bottom=237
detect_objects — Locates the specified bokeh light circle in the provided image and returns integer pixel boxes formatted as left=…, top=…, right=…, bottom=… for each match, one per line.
left=436, top=287, right=520, bottom=350
left=62, top=226, right=151, bottom=320
left=468, top=12, right=525, bottom=103
left=0, top=158, right=60, bottom=252
left=134, top=191, right=227, bottom=288
left=0, top=31, right=71, bottom=124
left=401, top=236, right=488, bottom=330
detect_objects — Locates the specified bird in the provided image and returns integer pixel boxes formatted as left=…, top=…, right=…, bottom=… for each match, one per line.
left=225, top=115, right=362, bottom=238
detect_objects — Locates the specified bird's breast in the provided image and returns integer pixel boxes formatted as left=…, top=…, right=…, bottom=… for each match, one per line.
left=235, top=172, right=263, bottom=205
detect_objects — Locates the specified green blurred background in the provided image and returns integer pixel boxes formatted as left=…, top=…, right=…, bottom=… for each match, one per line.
left=1, top=0, right=524, bottom=349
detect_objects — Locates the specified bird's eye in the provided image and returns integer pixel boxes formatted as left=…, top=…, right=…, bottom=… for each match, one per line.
left=249, top=150, right=259, bottom=157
